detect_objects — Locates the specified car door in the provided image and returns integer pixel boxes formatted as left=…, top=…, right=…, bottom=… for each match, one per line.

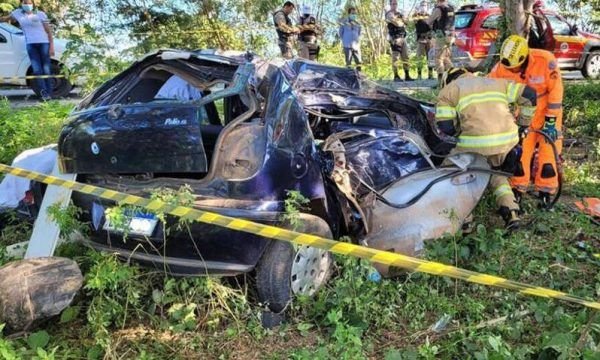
left=0, top=27, right=17, bottom=80
left=545, top=13, right=586, bottom=69
left=0, top=24, right=29, bottom=81
left=59, top=103, right=208, bottom=174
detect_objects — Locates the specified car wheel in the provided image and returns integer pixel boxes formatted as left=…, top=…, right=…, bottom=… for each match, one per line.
left=29, top=62, right=72, bottom=98
left=582, top=50, right=600, bottom=79
left=256, top=240, right=332, bottom=313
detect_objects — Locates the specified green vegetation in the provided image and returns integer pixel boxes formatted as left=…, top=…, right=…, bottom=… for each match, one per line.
left=0, top=83, right=599, bottom=358
left=0, top=99, right=73, bottom=165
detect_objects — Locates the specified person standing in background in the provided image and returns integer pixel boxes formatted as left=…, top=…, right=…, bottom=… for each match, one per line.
left=426, top=0, right=455, bottom=83
left=386, top=0, right=412, bottom=81
left=412, top=1, right=435, bottom=80
left=339, top=7, right=362, bottom=71
left=0, top=0, right=55, bottom=100
left=273, top=1, right=299, bottom=59
left=298, top=5, right=321, bottom=61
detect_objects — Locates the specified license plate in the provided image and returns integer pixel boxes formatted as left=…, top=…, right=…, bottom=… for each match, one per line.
left=103, top=209, right=158, bottom=237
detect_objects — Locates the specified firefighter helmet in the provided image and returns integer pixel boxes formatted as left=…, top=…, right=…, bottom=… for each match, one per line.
left=440, top=67, right=469, bottom=88
left=499, top=35, right=529, bottom=69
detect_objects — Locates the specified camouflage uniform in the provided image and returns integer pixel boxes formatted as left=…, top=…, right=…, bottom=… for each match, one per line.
left=273, top=9, right=296, bottom=59
left=427, top=1, right=455, bottom=77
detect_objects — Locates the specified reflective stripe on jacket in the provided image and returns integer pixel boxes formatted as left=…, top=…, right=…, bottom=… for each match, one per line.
left=435, top=74, right=536, bottom=155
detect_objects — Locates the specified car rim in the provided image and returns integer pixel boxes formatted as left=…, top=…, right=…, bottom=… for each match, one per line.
left=290, top=245, right=331, bottom=295
left=589, top=55, right=600, bottom=77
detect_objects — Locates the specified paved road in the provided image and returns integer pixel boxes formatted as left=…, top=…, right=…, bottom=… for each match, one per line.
left=0, top=87, right=82, bottom=108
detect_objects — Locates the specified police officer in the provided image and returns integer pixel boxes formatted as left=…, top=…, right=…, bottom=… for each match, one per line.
left=412, top=1, right=434, bottom=80
left=386, top=0, right=412, bottom=81
left=298, top=5, right=321, bottom=61
left=426, top=0, right=455, bottom=82
left=273, top=1, right=299, bottom=59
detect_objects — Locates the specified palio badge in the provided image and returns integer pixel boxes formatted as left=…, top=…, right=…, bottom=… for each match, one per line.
left=164, top=118, right=187, bottom=126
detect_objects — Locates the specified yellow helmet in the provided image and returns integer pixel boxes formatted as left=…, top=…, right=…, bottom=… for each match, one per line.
left=499, top=35, right=529, bottom=69
left=440, top=67, right=469, bottom=88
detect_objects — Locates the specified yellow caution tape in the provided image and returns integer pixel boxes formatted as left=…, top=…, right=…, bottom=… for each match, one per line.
left=1, top=162, right=599, bottom=310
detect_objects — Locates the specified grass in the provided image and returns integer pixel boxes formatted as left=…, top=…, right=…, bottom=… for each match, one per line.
left=0, top=83, right=600, bottom=359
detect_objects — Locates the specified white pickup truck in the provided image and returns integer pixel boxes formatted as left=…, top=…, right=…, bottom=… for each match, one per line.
left=0, top=22, right=73, bottom=97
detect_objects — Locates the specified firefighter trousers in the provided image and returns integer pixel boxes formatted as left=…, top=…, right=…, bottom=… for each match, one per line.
left=510, top=131, right=561, bottom=195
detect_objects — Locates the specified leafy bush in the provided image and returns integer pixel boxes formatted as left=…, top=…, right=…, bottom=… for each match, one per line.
left=563, top=82, right=600, bottom=138
left=0, top=100, right=72, bottom=165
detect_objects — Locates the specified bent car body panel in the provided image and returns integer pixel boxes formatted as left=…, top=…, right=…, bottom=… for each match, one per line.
left=364, top=154, right=490, bottom=275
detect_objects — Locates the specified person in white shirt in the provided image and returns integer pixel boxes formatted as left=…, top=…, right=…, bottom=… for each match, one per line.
left=155, top=75, right=203, bottom=101
left=0, top=0, right=55, bottom=100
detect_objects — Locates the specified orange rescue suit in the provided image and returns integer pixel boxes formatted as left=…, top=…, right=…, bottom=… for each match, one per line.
left=489, top=48, right=563, bottom=194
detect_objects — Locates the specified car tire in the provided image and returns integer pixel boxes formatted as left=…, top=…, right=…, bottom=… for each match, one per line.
left=255, top=239, right=332, bottom=314
left=582, top=50, right=600, bottom=79
left=29, top=62, right=72, bottom=98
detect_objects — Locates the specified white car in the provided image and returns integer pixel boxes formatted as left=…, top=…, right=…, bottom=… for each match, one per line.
left=0, top=22, right=72, bottom=97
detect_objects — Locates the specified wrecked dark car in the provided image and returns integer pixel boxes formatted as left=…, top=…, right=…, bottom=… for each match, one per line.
left=56, top=50, right=491, bottom=312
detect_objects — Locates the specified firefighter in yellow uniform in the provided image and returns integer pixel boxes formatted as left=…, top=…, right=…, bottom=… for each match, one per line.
left=436, top=68, right=538, bottom=230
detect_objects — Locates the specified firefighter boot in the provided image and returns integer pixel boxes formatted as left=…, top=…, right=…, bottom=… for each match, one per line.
left=498, top=206, right=521, bottom=231
left=404, top=69, right=414, bottom=81
left=428, top=67, right=435, bottom=79
left=417, top=69, right=423, bottom=80
left=394, top=71, right=401, bottom=82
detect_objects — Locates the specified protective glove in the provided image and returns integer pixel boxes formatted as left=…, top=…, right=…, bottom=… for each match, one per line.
left=541, top=116, right=558, bottom=143
left=517, top=105, right=536, bottom=126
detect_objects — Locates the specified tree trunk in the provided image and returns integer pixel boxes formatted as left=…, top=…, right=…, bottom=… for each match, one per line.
left=503, top=0, right=534, bottom=37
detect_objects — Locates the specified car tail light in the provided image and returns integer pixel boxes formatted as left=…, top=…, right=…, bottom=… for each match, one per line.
left=23, top=190, right=35, bottom=205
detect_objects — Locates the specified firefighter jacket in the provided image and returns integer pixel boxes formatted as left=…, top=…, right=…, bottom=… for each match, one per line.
left=428, top=3, right=455, bottom=34
left=435, top=74, right=537, bottom=156
left=273, top=9, right=294, bottom=43
left=299, top=14, right=319, bottom=43
left=385, top=10, right=407, bottom=39
left=489, top=48, right=563, bottom=131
